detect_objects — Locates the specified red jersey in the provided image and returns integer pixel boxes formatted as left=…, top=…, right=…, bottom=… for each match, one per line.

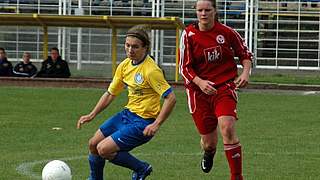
left=179, top=21, right=252, bottom=89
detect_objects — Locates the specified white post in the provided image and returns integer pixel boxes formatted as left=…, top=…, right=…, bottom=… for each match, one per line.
left=110, top=0, right=113, bottom=15
left=67, top=0, right=72, bottom=63
left=58, top=0, right=62, bottom=52
left=16, top=0, right=20, bottom=60
left=182, top=0, right=185, bottom=23
left=151, top=0, right=155, bottom=57
left=249, top=0, right=254, bottom=52
left=37, top=0, right=40, bottom=60
left=62, top=0, right=67, bottom=60
left=245, top=0, right=249, bottom=48
left=89, top=0, right=92, bottom=15
left=131, top=0, right=134, bottom=16
left=253, top=0, right=259, bottom=67
left=159, top=0, right=164, bottom=65
left=77, top=0, right=83, bottom=70
left=16, top=0, right=20, bottom=13
left=297, top=0, right=301, bottom=69
left=154, top=0, right=160, bottom=63
left=37, top=0, right=40, bottom=14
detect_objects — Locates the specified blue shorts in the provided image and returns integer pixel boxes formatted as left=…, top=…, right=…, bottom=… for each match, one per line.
left=99, top=109, right=154, bottom=151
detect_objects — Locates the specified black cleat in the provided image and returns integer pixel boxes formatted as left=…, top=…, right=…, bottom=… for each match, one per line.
left=132, top=164, right=152, bottom=180
left=201, top=152, right=214, bottom=173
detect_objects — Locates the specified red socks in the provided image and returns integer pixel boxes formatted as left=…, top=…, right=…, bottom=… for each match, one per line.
left=224, top=142, right=243, bottom=180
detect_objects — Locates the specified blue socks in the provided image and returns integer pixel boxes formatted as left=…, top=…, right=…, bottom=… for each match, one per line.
left=88, top=154, right=105, bottom=180
left=110, top=151, right=147, bottom=173
left=88, top=152, right=147, bottom=179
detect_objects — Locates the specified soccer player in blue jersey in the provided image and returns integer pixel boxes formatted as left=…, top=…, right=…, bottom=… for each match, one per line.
left=77, top=25, right=176, bottom=180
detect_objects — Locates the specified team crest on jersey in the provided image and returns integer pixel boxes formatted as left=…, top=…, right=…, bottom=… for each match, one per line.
left=204, top=46, right=222, bottom=63
left=134, top=73, right=144, bottom=84
left=216, top=35, right=225, bottom=44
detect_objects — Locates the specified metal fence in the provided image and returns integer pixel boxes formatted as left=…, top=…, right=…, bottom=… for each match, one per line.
left=0, top=0, right=319, bottom=79
left=255, top=0, right=320, bottom=70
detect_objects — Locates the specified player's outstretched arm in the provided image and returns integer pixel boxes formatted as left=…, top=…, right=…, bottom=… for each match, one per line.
left=143, top=92, right=176, bottom=136
left=77, top=91, right=116, bottom=129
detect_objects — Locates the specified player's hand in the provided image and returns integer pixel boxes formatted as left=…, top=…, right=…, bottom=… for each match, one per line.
left=198, top=79, right=217, bottom=95
left=77, top=114, right=94, bottom=129
left=143, top=122, right=160, bottom=136
left=234, top=72, right=249, bottom=88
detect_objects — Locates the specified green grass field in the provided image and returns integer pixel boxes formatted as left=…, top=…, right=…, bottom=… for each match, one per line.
left=0, top=86, right=320, bottom=180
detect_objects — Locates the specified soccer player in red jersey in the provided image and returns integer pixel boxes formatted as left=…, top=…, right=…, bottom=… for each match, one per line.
left=179, top=0, right=252, bottom=179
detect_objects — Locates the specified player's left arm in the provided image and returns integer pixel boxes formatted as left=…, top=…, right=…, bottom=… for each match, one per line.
left=143, top=68, right=176, bottom=136
left=230, top=29, right=253, bottom=88
left=143, top=90, right=176, bottom=136
left=235, top=59, right=251, bottom=88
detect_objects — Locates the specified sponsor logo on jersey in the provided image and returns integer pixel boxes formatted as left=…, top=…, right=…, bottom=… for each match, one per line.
left=216, top=35, right=225, bottom=44
left=134, top=73, right=144, bottom=84
left=204, top=46, right=222, bottom=63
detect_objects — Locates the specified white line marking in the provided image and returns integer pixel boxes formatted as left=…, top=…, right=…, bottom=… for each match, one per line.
left=302, top=91, right=318, bottom=95
left=16, top=153, right=202, bottom=179
left=17, top=151, right=319, bottom=179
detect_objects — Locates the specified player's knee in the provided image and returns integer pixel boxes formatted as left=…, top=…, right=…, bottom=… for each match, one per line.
left=221, top=126, right=233, bottom=137
left=96, top=143, right=114, bottom=160
left=219, top=119, right=235, bottom=136
left=220, top=125, right=237, bottom=143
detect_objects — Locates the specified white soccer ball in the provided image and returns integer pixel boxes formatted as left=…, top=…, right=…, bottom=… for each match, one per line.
left=42, top=160, right=72, bottom=180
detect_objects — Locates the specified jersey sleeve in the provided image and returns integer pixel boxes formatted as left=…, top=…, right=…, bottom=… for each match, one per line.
left=147, top=67, right=172, bottom=97
left=230, top=29, right=253, bottom=65
left=107, top=62, right=125, bottom=95
left=179, top=29, right=197, bottom=85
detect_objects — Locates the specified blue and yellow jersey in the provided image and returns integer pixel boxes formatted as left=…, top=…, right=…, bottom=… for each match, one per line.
left=108, top=55, right=172, bottom=119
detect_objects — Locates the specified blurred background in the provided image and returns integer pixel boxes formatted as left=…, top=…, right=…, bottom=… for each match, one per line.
left=0, top=0, right=319, bottom=79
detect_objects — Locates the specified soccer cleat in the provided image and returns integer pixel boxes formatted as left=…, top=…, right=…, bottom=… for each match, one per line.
left=132, top=164, right=153, bottom=180
left=201, top=152, right=214, bottom=173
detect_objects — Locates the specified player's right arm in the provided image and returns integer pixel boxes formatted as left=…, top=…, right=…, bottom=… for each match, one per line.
left=77, top=62, right=125, bottom=129
left=179, top=29, right=197, bottom=85
left=77, top=91, right=116, bottom=129
left=192, top=76, right=217, bottom=95
left=179, top=28, right=216, bottom=95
